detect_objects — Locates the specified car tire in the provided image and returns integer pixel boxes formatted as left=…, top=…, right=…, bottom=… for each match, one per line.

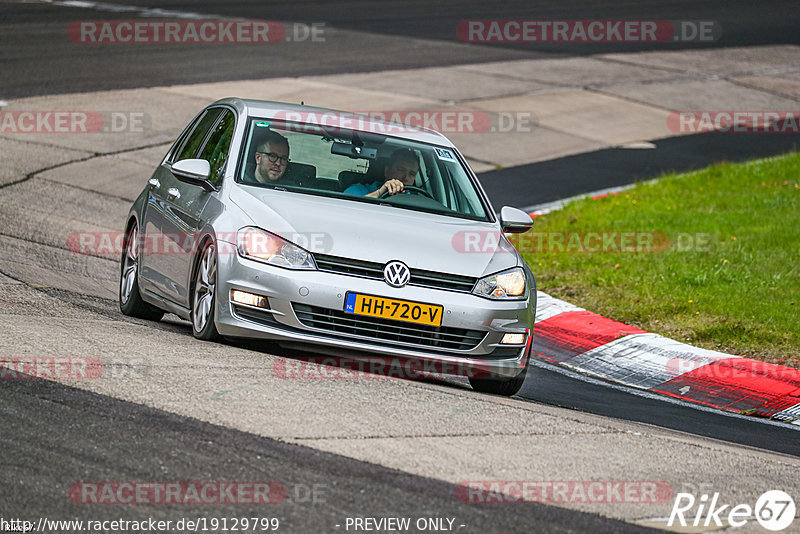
left=119, top=221, right=164, bottom=321
left=191, top=240, right=221, bottom=341
left=468, top=363, right=528, bottom=397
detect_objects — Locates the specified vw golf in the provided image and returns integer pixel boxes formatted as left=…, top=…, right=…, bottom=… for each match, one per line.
left=120, top=98, right=536, bottom=396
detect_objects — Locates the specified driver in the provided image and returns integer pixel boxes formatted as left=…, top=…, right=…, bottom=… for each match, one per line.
left=344, top=148, right=420, bottom=198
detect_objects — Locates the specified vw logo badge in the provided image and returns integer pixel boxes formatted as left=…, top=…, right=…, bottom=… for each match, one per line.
left=383, top=261, right=410, bottom=288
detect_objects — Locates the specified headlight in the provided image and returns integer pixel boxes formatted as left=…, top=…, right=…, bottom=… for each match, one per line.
left=236, top=227, right=316, bottom=270
left=472, top=267, right=526, bottom=299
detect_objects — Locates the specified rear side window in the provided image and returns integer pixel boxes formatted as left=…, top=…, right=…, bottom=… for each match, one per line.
left=174, top=108, right=224, bottom=162
left=199, top=109, right=235, bottom=186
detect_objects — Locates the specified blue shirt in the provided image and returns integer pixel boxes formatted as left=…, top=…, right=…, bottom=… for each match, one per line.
left=344, top=181, right=382, bottom=196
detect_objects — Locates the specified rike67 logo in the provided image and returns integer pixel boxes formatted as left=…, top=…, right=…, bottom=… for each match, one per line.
left=669, top=490, right=796, bottom=531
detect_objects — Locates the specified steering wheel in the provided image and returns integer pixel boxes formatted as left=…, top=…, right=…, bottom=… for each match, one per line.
left=379, top=185, right=434, bottom=199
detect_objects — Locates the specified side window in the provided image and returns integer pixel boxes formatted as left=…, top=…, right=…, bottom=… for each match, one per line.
left=167, top=112, right=202, bottom=163
left=174, top=108, right=224, bottom=163
left=199, top=109, right=235, bottom=186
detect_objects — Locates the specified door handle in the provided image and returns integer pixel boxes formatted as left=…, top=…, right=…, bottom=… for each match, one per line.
left=148, top=178, right=160, bottom=189
left=167, top=188, right=181, bottom=200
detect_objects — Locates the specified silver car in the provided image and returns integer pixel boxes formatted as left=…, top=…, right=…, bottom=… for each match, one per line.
left=120, top=98, right=536, bottom=396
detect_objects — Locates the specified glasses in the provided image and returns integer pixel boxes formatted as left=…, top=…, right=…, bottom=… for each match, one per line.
left=257, top=151, right=290, bottom=165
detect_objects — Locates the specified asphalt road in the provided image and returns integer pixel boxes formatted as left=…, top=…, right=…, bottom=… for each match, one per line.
left=479, top=131, right=800, bottom=209
left=521, top=362, right=800, bottom=457
left=2, top=2, right=800, bottom=532
left=1, top=0, right=798, bottom=98
left=0, top=375, right=658, bottom=534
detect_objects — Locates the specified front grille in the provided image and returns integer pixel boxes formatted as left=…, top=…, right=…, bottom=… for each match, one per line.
left=314, top=255, right=384, bottom=279
left=314, top=254, right=477, bottom=293
left=293, top=303, right=485, bottom=351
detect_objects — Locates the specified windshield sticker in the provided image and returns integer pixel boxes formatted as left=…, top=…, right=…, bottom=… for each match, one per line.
left=255, top=121, right=271, bottom=128
left=435, top=148, right=455, bottom=161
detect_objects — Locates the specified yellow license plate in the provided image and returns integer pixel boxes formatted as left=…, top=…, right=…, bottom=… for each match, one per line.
left=344, top=292, right=443, bottom=327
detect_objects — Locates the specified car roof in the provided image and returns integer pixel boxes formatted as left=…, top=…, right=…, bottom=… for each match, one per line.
left=211, top=97, right=456, bottom=147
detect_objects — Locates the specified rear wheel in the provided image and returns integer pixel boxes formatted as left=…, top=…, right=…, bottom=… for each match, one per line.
left=119, top=221, right=164, bottom=321
left=468, top=364, right=528, bottom=397
left=191, top=241, right=220, bottom=341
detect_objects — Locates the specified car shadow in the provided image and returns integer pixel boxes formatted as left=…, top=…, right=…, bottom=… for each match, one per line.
left=228, top=337, right=475, bottom=392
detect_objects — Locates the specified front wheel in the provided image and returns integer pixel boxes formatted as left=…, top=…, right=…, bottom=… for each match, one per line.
left=191, top=240, right=221, bottom=341
left=119, top=221, right=164, bottom=321
left=468, top=364, right=528, bottom=397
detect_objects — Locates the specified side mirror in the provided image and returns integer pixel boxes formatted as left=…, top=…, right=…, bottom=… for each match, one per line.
left=500, top=206, right=533, bottom=234
left=171, top=159, right=216, bottom=192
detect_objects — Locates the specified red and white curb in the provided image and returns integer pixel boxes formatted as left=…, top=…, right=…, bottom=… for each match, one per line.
left=531, top=292, right=800, bottom=424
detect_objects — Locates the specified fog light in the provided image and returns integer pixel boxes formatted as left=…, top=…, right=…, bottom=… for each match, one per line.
left=500, top=332, right=526, bottom=345
left=231, top=290, right=268, bottom=308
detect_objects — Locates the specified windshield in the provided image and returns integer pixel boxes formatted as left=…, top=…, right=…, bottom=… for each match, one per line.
left=236, top=117, right=491, bottom=222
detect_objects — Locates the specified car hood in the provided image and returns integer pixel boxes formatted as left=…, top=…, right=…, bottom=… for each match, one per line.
left=229, top=185, right=521, bottom=278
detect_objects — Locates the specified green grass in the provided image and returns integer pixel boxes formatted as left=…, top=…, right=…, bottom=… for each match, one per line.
left=519, top=152, right=800, bottom=366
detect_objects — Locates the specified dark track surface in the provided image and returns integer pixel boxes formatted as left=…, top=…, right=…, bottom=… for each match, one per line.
left=521, top=364, right=800, bottom=457
left=1, top=0, right=798, bottom=98
left=479, top=132, right=800, bottom=209
left=0, top=376, right=661, bottom=534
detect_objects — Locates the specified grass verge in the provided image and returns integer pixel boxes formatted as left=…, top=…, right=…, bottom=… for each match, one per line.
left=519, top=152, right=800, bottom=366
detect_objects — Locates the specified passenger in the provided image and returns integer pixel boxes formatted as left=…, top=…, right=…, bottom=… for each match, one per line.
left=246, top=130, right=291, bottom=184
left=344, top=148, right=420, bottom=198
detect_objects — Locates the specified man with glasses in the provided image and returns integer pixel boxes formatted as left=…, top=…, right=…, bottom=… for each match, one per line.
left=247, top=130, right=291, bottom=184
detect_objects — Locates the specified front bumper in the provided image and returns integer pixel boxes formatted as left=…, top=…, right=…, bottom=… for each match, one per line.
left=214, top=245, right=535, bottom=378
